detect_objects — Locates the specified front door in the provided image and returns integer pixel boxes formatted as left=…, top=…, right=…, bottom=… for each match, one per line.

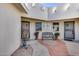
left=64, top=21, right=75, bottom=41
left=21, top=21, right=30, bottom=40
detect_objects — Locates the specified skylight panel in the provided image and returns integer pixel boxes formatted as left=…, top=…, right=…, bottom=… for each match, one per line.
left=42, top=7, right=46, bottom=11
left=32, top=3, right=36, bottom=7
left=52, top=7, right=57, bottom=13
left=63, top=3, right=70, bottom=11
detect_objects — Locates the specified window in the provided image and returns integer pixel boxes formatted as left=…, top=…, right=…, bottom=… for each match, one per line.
left=53, top=22, right=59, bottom=31
left=35, top=22, right=42, bottom=31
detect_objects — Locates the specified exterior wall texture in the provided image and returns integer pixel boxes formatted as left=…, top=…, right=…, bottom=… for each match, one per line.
left=0, top=3, right=26, bottom=56
left=22, top=18, right=79, bottom=41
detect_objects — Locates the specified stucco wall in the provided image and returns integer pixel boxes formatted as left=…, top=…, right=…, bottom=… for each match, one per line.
left=75, top=20, right=79, bottom=41
left=28, top=20, right=79, bottom=41
left=25, top=20, right=64, bottom=40
left=59, top=21, right=64, bottom=40
left=0, top=3, right=23, bottom=56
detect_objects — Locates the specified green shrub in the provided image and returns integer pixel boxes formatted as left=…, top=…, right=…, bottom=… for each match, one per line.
left=54, top=32, right=60, bottom=40
left=54, top=32, right=60, bottom=37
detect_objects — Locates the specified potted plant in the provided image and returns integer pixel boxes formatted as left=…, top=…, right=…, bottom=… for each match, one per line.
left=54, top=32, right=60, bottom=40
left=34, top=31, right=39, bottom=40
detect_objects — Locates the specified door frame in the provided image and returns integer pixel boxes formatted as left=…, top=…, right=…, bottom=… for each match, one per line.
left=64, top=21, right=75, bottom=40
left=21, top=21, right=30, bottom=40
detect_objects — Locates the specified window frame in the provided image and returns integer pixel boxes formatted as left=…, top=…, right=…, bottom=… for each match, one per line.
left=35, top=22, right=42, bottom=31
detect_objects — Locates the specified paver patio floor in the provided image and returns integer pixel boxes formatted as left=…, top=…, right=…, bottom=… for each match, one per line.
left=38, top=39, right=69, bottom=56
left=39, top=40, right=79, bottom=56
left=12, top=45, right=33, bottom=56
left=12, top=40, right=79, bottom=56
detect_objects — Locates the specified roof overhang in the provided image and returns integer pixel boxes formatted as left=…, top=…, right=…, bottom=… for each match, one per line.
left=13, top=3, right=28, bottom=13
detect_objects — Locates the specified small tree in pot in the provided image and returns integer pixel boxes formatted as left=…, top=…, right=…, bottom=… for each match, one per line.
left=34, top=31, right=39, bottom=40
left=54, top=32, right=60, bottom=40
